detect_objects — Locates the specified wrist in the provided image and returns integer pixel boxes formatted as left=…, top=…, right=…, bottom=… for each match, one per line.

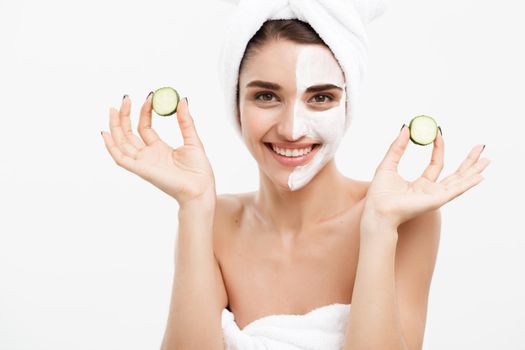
left=360, top=209, right=398, bottom=241
left=179, top=196, right=216, bottom=216
left=178, top=199, right=215, bottom=236
left=178, top=189, right=216, bottom=212
left=360, top=226, right=398, bottom=247
left=361, top=204, right=398, bottom=229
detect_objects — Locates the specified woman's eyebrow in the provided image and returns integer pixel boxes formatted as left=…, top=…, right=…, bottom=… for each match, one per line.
left=305, top=84, right=343, bottom=93
left=246, top=80, right=282, bottom=90
left=245, top=80, right=343, bottom=93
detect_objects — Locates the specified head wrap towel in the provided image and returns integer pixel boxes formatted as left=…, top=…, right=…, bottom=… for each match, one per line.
left=217, top=0, right=389, bottom=137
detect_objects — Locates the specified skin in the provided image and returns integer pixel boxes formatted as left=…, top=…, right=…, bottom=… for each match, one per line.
left=239, top=42, right=347, bottom=191
left=217, top=40, right=488, bottom=349
left=221, top=39, right=364, bottom=326
left=239, top=41, right=346, bottom=196
left=101, top=38, right=491, bottom=350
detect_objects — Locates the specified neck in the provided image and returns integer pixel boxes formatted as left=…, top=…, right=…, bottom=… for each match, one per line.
left=254, top=159, right=349, bottom=236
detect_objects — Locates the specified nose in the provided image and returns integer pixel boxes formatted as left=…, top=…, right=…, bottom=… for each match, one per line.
left=275, top=101, right=307, bottom=141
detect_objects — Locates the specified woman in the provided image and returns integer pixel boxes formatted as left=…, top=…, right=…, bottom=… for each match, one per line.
left=101, top=19, right=490, bottom=350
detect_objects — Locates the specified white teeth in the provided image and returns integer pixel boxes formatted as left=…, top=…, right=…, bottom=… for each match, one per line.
left=270, top=144, right=314, bottom=157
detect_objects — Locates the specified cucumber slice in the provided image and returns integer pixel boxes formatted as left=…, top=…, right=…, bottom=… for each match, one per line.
left=408, top=115, right=438, bottom=146
left=152, top=87, right=180, bottom=116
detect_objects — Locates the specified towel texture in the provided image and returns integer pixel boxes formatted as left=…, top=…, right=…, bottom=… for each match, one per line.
left=221, top=303, right=351, bottom=349
left=217, top=0, right=389, bottom=137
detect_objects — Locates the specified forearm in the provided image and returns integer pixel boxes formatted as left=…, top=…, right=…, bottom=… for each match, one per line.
left=160, top=200, right=224, bottom=350
left=342, top=225, right=409, bottom=350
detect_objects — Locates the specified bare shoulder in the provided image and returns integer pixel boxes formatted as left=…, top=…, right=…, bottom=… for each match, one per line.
left=212, top=191, right=254, bottom=253
left=214, top=192, right=253, bottom=226
left=397, top=208, right=442, bottom=245
left=344, top=177, right=371, bottom=202
left=355, top=179, right=371, bottom=192
left=215, top=193, right=244, bottom=219
left=396, top=204, right=441, bottom=280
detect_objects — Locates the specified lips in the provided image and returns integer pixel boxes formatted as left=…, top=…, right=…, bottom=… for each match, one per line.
left=264, top=142, right=321, bottom=167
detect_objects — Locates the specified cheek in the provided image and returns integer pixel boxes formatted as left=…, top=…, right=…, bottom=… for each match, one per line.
left=295, top=102, right=346, bottom=143
left=319, top=108, right=346, bottom=140
left=241, top=106, right=269, bottom=137
left=240, top=105, right=277, bottom=153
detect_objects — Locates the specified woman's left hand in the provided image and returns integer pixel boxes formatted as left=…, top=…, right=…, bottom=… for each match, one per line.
left=361, top=125, right=491, bottom=233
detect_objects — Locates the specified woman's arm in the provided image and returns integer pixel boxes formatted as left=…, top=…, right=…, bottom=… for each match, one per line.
left=343, top=221, right=409, bottom=350
left=342, top=125, right=488, bottom=349
left=342, top=210, right=440, bottom=350
left=160, top=198, right=226, bottom=350
left=101, top=95, right=227, bottom=349
left=394, top=210, right=441, bottom=350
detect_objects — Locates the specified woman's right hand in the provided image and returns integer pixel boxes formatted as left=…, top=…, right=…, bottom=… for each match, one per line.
left=101, top=93, right=216, bottom=208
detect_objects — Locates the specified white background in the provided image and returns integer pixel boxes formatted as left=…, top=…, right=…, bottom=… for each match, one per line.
left=1, top=0, right=524, bottom=349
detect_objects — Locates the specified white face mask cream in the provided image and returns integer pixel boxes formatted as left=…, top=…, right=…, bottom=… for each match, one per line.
left=287, top=45, right=346, bottom=191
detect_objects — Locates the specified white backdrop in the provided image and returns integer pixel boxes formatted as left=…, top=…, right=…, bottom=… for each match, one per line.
left=1, top=0, right=524, bottom=349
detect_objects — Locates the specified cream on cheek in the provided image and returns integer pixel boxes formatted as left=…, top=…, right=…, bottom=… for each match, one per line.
left=288, top=46, right=346, bottom=191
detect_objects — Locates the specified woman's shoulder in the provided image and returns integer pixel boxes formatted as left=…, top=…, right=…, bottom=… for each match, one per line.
left=341, top=177, right=371, bottom=203
left=215, top=191, right=254, bottom=218
left=349, top=178, right=371, bottom=191
left=212, top=191, right=255, bottom=245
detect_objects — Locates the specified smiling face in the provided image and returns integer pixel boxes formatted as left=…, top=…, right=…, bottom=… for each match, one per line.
left=238, top=39, right=347, bottom=191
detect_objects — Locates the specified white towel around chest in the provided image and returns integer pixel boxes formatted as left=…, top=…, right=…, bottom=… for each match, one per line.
left=221, top=303, right=351, bottom=350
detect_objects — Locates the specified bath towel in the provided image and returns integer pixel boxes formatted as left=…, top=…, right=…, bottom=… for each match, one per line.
left=221, top=303, right=351, bottom=349
left=217, top=0, right=389, bottom=137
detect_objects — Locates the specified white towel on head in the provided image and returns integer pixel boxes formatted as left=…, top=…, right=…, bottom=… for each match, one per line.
left=217, top=0, right=389, bottom=137
left=221, top=303, right=351, bottom=349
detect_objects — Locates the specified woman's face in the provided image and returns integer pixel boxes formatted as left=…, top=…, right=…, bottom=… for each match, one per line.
left=238, top=39, right=347, bottom=191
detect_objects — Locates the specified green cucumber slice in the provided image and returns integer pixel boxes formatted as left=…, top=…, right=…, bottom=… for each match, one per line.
left=152, top=87, right=180, bottom=116
left=408, top=115, right=438, bottom=146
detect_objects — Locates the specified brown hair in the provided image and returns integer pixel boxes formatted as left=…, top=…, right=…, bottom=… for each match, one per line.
left=236, top=19, right=330, bottom=121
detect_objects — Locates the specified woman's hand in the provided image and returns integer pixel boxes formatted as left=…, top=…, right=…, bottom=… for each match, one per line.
left=361, top=125, right=491, bottom=234
left=101, top=94, right=216, bottom=208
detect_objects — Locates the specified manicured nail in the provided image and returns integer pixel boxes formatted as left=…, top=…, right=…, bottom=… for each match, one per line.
left=400, top=123, right=406, bottom=132
left=122, top=94, right=128, bottom=101
left=438, top=126, right=443, bottom=136
left=100, top=131, right=103, bottom=137
left=184, top=97, right=189, bottom=106
left=146, top=91, right=153, bottom=100
left=482, top=144, right=486, bottom=152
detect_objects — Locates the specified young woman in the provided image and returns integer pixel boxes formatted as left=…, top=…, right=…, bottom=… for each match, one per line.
left=101, top=19, right=490, bottom=350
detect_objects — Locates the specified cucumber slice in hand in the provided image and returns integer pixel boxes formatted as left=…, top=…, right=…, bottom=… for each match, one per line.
left=152, top=87, right=180, bottom=116
left=408, top=115, right=438, bottom=146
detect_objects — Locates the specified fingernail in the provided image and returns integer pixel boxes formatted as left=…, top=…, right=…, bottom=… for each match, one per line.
left=184, top=97, right=189, bottom=106
left=146, top=91, right=153, bottom=101
left=122, top=94, right=128, bottom=101
left=438, top=126, right=443, bottom=136
left=482, top=144, right=486, bottom=152
left=100, top=131, right=103, bottom=137
left=400, top=123, right=406, bottom=132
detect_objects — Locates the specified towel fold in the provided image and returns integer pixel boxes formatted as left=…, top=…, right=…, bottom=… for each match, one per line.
left=221, top=303, right=351, bottom=349
left=217, top=0, right=389, bottom=136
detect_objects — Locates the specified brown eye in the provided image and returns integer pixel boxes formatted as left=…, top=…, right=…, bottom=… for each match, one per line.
left=255, top=92, right=277, bottom=102
left=310, top=94, right=333, bottom=103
